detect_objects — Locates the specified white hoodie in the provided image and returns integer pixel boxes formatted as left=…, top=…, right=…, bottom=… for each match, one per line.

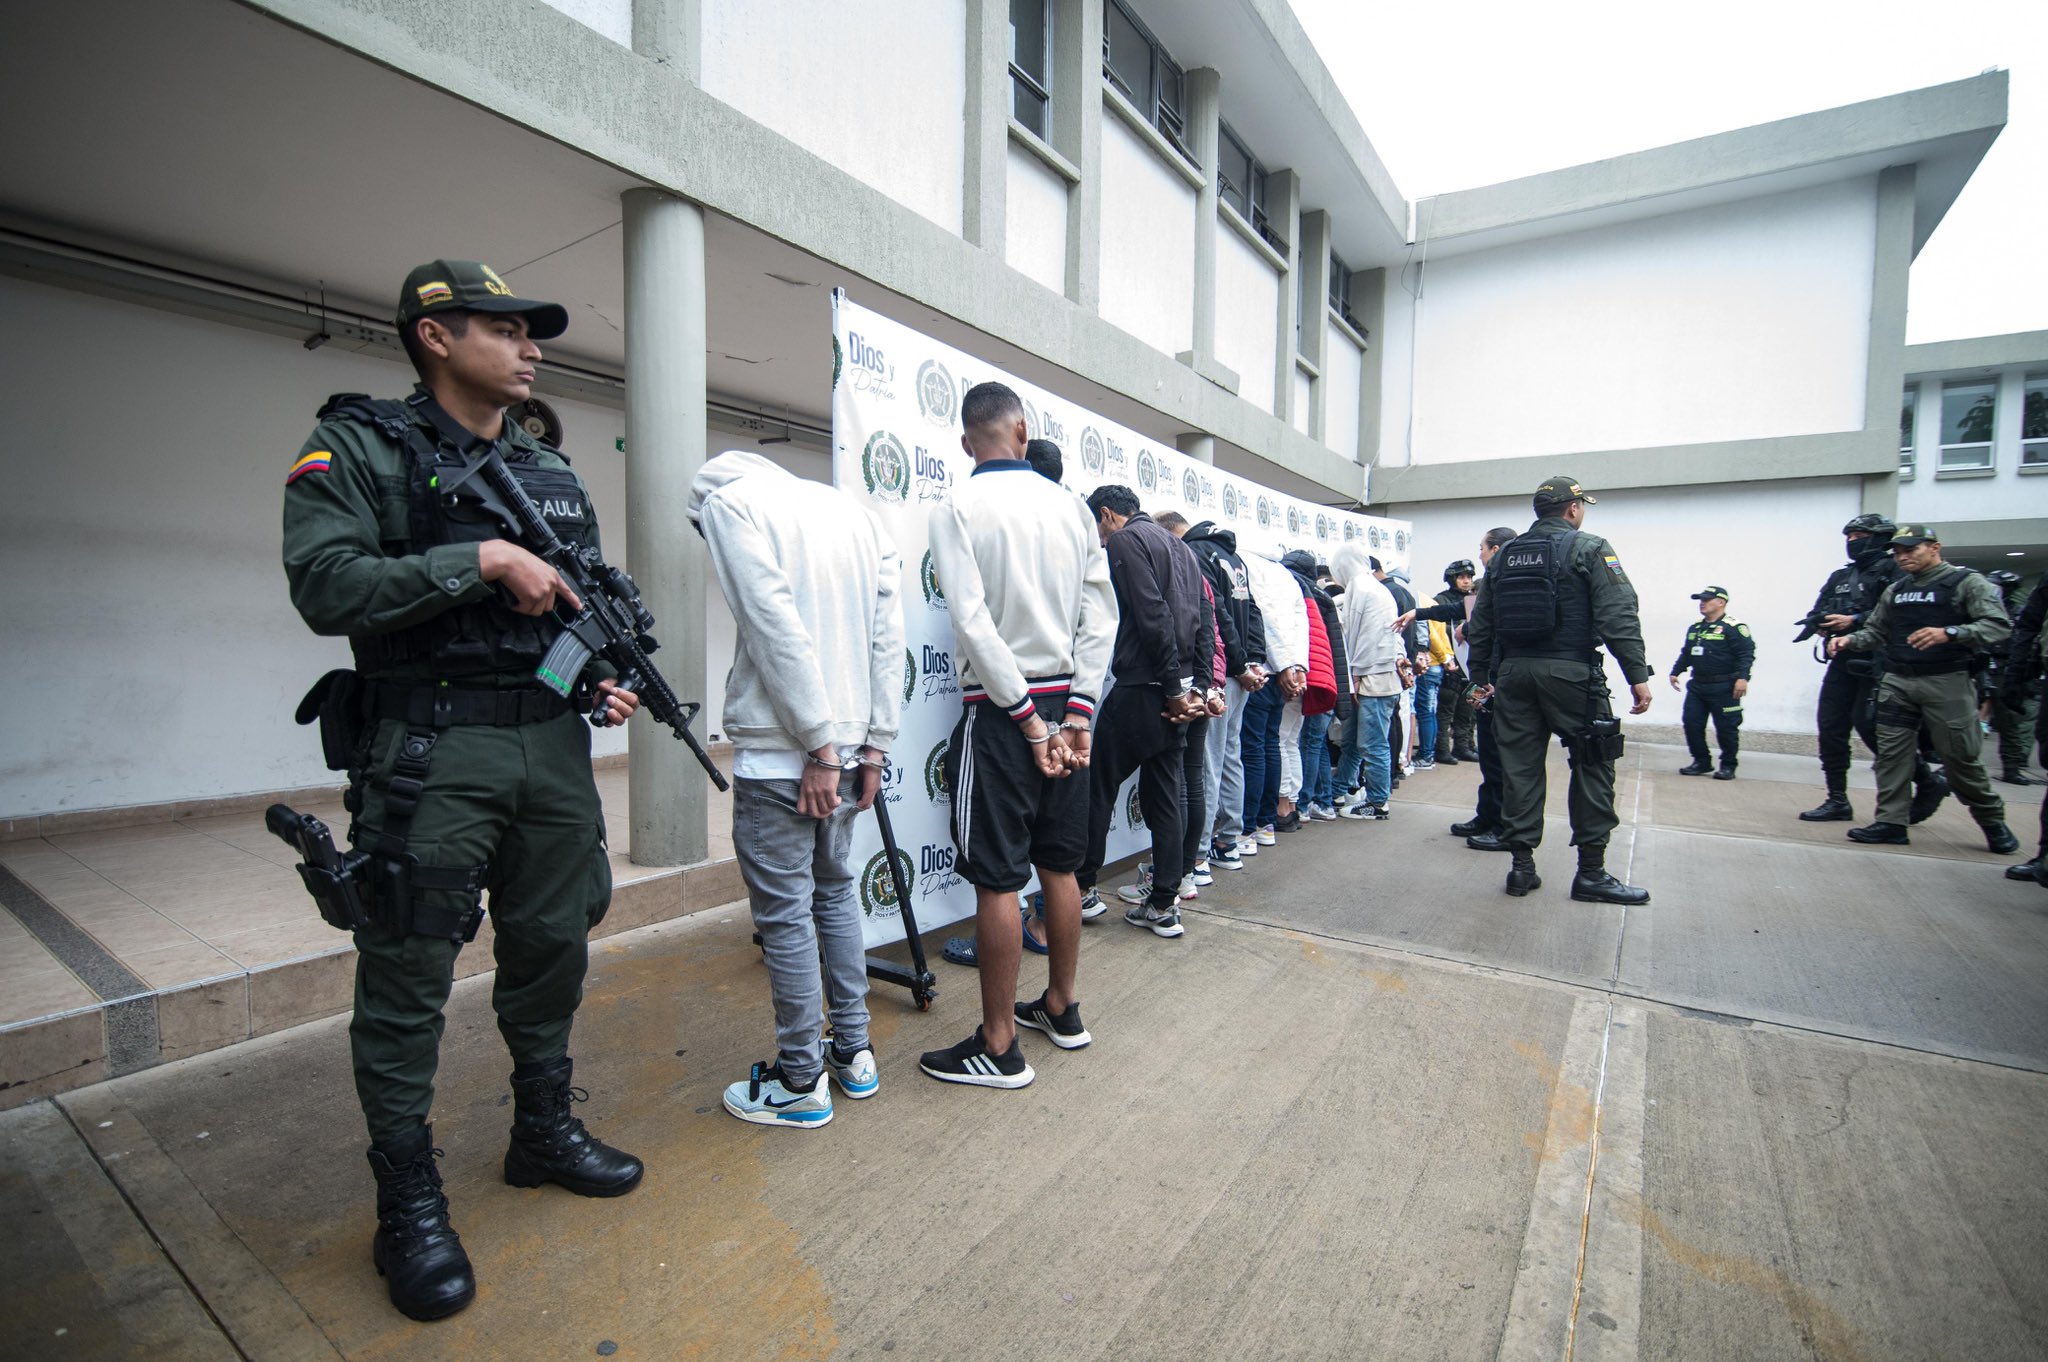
left=687, top=451, right=904, bottom=759
left=1330, top=543, right=1401, bottom=685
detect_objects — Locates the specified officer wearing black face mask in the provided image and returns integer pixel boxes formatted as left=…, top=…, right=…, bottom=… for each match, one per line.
left=1795, top=514, right=1947, bottom=824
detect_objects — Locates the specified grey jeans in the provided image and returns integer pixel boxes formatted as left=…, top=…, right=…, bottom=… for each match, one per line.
left=732, top=773, right=869, bottom=1086
left=1205, top=678, right=1251, bottom=845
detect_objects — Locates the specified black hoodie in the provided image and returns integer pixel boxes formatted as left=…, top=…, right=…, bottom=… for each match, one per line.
left=1182, top=521, right=1267, bottom=677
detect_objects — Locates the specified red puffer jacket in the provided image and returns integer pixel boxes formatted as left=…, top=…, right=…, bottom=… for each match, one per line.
left=1302, top=596, right=1336, bottom=716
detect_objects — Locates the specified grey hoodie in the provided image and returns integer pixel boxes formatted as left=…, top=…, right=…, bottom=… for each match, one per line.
left=687, top=451, right=905, bottom=755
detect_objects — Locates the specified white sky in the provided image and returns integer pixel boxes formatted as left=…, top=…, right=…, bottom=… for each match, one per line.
left=1286, top=0, right=2045, bottom=344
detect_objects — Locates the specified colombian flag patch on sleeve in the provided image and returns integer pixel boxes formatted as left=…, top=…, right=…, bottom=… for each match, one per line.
left=1602, top=553, right=1624, bottom=577
left=287, top=450, right=332, bottom=484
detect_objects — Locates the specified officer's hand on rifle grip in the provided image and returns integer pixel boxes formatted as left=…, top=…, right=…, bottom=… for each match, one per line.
left=480, top=539, right=581, bottom=616
left=593, top=678, right=639, bottom=727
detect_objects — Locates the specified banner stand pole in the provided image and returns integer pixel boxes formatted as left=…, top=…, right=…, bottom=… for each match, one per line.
left=864, top=791, right=937, bottom=1010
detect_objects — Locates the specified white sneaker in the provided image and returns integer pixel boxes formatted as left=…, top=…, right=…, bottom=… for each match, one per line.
left=1079, top=887, right=1108, bottom=920
left=823, top=1043, right=879, bottom=1099
left=1176, top=874, right=1197, bottom=901
left=1236, top=835, right=1260, bottom=858
left=1254, top=825, right=1278, bottom=847
left=1116, top=865, right=1157, bottom=905
left=1192, top=859, right=1214, bottom=887
left=723, top=1062, right=833, bottom=1128
left=1307, top=803, right=1339, bottom=822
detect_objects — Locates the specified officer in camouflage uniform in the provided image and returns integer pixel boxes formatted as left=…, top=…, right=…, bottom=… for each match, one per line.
left=1985, top=569, right=2040, bottom=785
left=1830, top=524, right=2019, bottom=854
left=282, top=260, right=644, bottom=1322
left=1669, top=585, right=1753, bottom=780
left=1467, top=477, right=1652, bottom=905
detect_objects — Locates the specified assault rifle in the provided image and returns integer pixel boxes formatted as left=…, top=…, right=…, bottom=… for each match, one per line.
left=1792, top=606, right=1831, bottom=645
left=444, top=448, right=729, bottom=792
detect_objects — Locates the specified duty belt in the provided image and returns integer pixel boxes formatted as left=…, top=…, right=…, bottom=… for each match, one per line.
left=367, top=681, right=574, bottom=727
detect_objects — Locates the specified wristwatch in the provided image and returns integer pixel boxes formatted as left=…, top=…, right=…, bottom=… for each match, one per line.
left=1944, top=625, right=1959, bottom=639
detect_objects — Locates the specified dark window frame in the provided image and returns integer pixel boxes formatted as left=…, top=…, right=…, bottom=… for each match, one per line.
left=1218, top=119, right=1284, bottom=253
left=1009, top=0, right=1052, bottom=140
left=1103, top=0, right=1193, bottom=162
left=1328, top=251, right=1362, bottom=333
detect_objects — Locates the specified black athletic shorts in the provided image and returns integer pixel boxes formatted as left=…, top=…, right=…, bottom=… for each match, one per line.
left=944, top=693, right=1090, bottom=892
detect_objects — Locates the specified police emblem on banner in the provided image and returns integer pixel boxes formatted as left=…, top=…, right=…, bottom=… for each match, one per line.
left=1342, top=521, right=1360, bottom=541
left=858, top=848, right=915, bottom=920
left=1315, top=513, right=1331, bottom=542
left=916, top=359, right=957, bottom=427
left=1395, top=529, right=1409, bottom=551
left=1181, top=469, right=1200, bottom=506
left=1125, top=786, right=1145, bottom=832
left=1080, top=427, right=1106, bottom=475
left=1286, top=505, right=1304, bottom=535
left=1369, top=525, right=1384, bottom=548
left=1256, top=495, right=1275, bottom=528
left=831, top=336, right=843, bottom=391
left=920, top=550, right=946, bottom=610
left=1022, top=399, right=1040, bottom=441
left=903, top=648, right=916, bottom=706
left=862, top=431, right=911, bottom=503
left=1136, top=450, right=1158, bottom=493
left=1221, top=485, right=1240, bottom=520
left=924, top=739, right=950, bottom=801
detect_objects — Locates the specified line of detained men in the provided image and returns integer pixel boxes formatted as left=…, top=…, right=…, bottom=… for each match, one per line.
left=281, top=261, right=2036, bottom=1325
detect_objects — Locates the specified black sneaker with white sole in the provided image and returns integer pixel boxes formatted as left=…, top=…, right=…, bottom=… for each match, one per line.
left=918, top=1027, right=1035, bottom=1088
left=1015, top=993, right=1092, bottom=1049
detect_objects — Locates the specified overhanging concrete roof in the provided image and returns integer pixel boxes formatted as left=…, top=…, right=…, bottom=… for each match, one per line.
left=1905, top=328, right=2048, bottom=380
left=1412, top=72, right=2007, bottom=260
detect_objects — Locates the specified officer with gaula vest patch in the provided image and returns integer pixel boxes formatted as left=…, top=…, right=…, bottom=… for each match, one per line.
left=281, top=260, right=646, bottom=1322
left=1669, top=585, right=1753, bottom=779
left=1466, top=477, right=1653, bottom=905
left=1828, top=524, right=2020, bottom=854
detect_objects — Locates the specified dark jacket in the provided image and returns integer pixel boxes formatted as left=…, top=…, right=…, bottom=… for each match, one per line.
left=1412, top=586, right=1471, bottom=624
left=1105, top=512, right=1211, bottom=691
left=1380, top=574, right=1420, bottom=661
left=1282, top=551, right=1354, bottom=721
left=1183, top=521, right=1267, bottom=676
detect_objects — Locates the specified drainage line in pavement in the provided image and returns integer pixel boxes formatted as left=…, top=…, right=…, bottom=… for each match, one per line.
left=1563, top=1001, right=1615, bottom=1361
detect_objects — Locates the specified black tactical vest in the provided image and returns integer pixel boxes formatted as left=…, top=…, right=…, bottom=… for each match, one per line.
left=321, top=394, right=596, bottom=680
left=1492, top=527, right=1596, bottom=661
left=1884, top=565, right=1976, bottom=674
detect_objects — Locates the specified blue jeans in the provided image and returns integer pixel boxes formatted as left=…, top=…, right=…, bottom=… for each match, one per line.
left=1414, top=665, right=1443, bottom=758
left=1299, top=710, right=1334, bottom=807
left=1204, top=679, right=1251, bottom=845
left=1240, top=682, right=1285, bottom=832
left=1337, top=692, right=1398, bottom=806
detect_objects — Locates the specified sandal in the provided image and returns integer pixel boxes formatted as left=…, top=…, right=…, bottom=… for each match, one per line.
left=1021, top=899, right=1049, bottom=956
left=941, top=936, right=978, bottom=967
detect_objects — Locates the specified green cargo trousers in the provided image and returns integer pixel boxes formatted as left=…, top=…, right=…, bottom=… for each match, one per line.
left=1491, top=657, right=1619, bottom=852
left=1872, top=672, right=2004, bottom=828
left=349, top=709, right=612, bottom=1143
left=1992, top=689, right=2039, bottom=773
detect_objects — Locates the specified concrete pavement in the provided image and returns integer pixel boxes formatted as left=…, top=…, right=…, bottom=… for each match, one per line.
left=3, top=743, right=2045, bottom=1360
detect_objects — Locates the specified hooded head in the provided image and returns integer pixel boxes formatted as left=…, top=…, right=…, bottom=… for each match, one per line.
left=1329, top=541, right=1374, bottom=592
left=686, top=449, right=788, bottom=525
left=1280, top=549, right=1319, bottom=580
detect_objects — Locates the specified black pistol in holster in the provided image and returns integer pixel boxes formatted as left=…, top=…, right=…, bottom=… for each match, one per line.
left=1561, top=658, right=1626, bottom=767
left=442, top=447, right=729, bottom=792
left=265, top=804, right=372, bottom=933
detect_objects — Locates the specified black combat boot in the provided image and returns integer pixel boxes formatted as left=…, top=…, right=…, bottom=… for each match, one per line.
left=1713, top=759, right=1737, bottom=781
left=1452, top=747, right=1481, bottom=762
left=1908, top=762, right=1948, bottom=824
left=1847, top=821, right=1909, bottom=845
left=2001, top=767, right=2041, bottom=786
left=1450, top=817, right=1489, bottom=837
left=1677, top=759, right=1713, bottom=776
left=1800, top=775, right=1853, bottom=822
left=1438, top=751, right=1461, bottom=765
left=1505, top=848, right=1541, bottom=897
left=1466, top=832, right=1511, bottom=852
left=367, top=1124, right=475, bottom=1322
left=2007, top=857, right=2044, bottom=882
left=1982, top=822, right=2021, bottom=856
left=1569, top=847, right=1650, bottom=905
left=503, top=1058, right=645, bottom=1197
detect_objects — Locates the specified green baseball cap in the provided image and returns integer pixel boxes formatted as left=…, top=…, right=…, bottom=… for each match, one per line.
left=1690, top=585, right=1729, bottom=602
left=1534, top=475, right=1596, bottom=508
left=1888, top=523, right=1939, bottom=548
left=395, top=259, right=568, bottom=340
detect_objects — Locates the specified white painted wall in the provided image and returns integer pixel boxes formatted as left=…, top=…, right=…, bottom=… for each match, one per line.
left=1215, top=223, right=1280, bottom=415
left=1005, top=142, right=1069, bottom=296
left=537, top=0, right=631, bottom=46
left=1899, top=370, right=2047, bottom=526
left=1098, top=114, right=1195, bottom=358
left=1405, top=179, right=1878, bottom=465
left=0, top=276, right=775, bottom=818
left=1324, top=322, right=1364, bottom=461
left=1390, top=476, right=1865, bottom=734
left=702, top=0, right=967, bottom=234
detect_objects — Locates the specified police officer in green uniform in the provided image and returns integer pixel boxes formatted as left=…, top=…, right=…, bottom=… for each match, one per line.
left=282, top=261, right=644, bottom=1322
left=1669, top=586, right=1753, bottom=779
left=1467, top=477, right=1653, bottom=905
left=1985, top=569, right=2040, bottom=785
left=1829, top=524, right=2020, bottom=853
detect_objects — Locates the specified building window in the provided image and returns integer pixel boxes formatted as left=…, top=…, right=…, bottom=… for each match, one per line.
left=1218, top=120, right=1283, bottom=251
left=1899, top=390, right=1915, bottom=476
left=1009, top=0, right=1051, bottom=140
left=2025, top=375, right=2048, bottom=467
left=1938, top=380, right=1995, bottom=471
left=1328, top=251, right=1361, bottom=333
left=1103, top=0, right=1190, bottom=160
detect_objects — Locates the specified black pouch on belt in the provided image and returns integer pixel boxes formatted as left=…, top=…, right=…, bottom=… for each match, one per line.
left=295, top=669, right=368, bottom=771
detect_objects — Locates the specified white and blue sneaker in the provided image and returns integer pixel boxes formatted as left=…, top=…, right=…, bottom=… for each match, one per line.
left=1079, top=887, right=1108, bottom=921
left=1192, top=859, right=1214, bottom=887
left=824, top=1041, right=879, bottom=1099
left=722, top=1061, right=832, bottom=1128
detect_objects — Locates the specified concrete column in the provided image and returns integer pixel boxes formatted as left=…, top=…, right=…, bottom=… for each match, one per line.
left=1183, top=68, right=1221, bottom=369
left=621, top=187, right=709, bottom=866
left=1352, top=267, right=1386, bottom=474
left=962, top=0, right=1009, bottom=252
left=1176, top=432, right=1215, bottom=465
left=1054, top=0, right=1103, bottom=308
left=1298, top=210, right=1333, bottom=440
left=632, top=0, right=700, bottom=81
left=1269, top=169, right=1301, bottom=425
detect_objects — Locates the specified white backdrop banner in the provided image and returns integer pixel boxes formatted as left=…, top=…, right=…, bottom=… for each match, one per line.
left=830, top=292, right=1412, bottom=948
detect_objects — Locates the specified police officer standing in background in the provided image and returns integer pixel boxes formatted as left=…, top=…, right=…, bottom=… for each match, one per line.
left=1985, top=569, right=2040, bottom=785
left=1797, top=513, right=1947, bottom=825
left=1467, top=478, right=1653, bottom=905
left=1829, top=524, right=2019, bottom=853
left=283, top=261, right=644, bottom=1321
left=1670, top=586, right=1753, bottom=780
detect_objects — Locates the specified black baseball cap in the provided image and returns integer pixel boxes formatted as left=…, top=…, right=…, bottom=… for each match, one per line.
left=1888, top=523, right=1940, bottom=548
left=1690, top=586, right=1729, bottom=602
left=396, top=259, right=568, bottom=340
left=1534, top=476, right=1596, bottom=509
